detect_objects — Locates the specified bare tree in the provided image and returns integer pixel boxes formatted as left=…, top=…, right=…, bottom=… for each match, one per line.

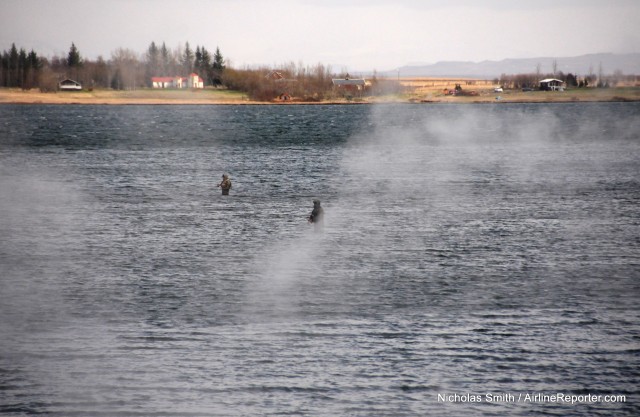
left=84, top=56, right=109, bottom=89
left=110, top=48, right=142, bottom=90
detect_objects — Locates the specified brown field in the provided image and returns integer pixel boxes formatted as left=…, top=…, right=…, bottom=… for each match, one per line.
left=1, top=79, right=639, bottom=105
left=399, top=77, right=494, bottom=93
left=391, top=77, right=640, bottom=103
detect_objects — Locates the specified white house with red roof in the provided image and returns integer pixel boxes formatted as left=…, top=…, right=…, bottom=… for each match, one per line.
left=152, top=76, right=179, bottom=88
left=152, top=73, right=204, bottom=89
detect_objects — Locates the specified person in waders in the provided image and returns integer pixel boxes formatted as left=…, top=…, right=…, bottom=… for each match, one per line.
left=218, top=174, right=232, bottom=195
left=308, top=199, right=324, bottom=231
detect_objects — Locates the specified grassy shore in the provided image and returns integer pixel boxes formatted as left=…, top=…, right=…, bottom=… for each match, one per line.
left=0, top=88, right=256, bottom=105
left=1, top=84, right=639, bottom=105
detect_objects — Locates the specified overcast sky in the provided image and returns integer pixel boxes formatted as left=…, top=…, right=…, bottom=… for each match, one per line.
left=2, top=0, right=639, bottom=71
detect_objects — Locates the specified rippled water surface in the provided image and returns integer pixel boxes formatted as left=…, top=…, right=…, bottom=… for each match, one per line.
left=1, top=103, right=639, bottom=416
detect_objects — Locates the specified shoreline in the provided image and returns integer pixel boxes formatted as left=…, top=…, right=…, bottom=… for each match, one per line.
left=1, top=87, right=639, bottom=105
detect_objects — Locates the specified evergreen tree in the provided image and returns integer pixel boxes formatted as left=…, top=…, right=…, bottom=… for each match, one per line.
left=202, top=48, right=212, bottom=85
left=0, top=51, right=5, bottom=87
left=160, top=42, right=170, bottom=76
left=565, top=73, right=578, bottom=87
left=147, top=42, right=159, bottom=62
left=67, top=42, right=82, bottom=68
left=66, top=42, right=82, bottom=83
left=26, top=49, right=41, bottom=90
left=18, top=47, right=28, bottom=88
left=194, top=46, right=212, bottom=85
left=195, top=46, right=202, bottom=73
left=212, top=46, right=225, bottom=87
left=1, top=45, right=42, bottom=89
left=181, top=42, right=194, bottom=74
left=9, top=44, right=19, bottom=87
left=145, top=41, right=160, bottom=86
left=27, top=50, right=40, bottom=69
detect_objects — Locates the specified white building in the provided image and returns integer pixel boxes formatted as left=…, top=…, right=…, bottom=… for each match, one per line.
left=59, top=79, right=82, bottom=90
left=539, top=78, right=565, bottom=91
left=151, top=73, right=204, bottom=89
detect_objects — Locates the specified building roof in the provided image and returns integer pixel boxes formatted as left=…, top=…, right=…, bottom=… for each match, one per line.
left=59, top=79, right=81, bottom=85
left=265, top=70, right=284, bottom=80
left=332, top=78, right=366, bottom=86
left=152, top=77, right=177, bottom=82
left=539, top=78, right=564, bottom=83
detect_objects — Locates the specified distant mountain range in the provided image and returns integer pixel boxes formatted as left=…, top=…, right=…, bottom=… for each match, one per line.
left=380, top=53, right=640, bottom=79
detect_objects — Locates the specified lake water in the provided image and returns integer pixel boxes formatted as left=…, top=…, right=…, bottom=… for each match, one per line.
left=1, top=102, right=639, bottom=416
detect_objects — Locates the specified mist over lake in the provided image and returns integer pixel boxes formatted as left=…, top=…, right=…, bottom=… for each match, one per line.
left=1, top=103, right=639, bottom=416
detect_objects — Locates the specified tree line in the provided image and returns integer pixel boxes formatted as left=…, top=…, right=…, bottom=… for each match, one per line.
left=496, top=62, right=637, bottom=90
left=0, top=44, right=43, bottom=90
left=2, top=42, right=636, bottom=99
left=0, top=41, right=367, bottom=100
left=0, top=41, right=226, bottom=91
left=0, top=41, right=360, bottom=100
left=223, top=62, right=335, bottom=101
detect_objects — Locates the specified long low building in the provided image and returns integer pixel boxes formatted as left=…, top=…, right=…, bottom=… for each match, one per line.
left=332, top=78, right=366, bottom=88
left=332, top=77, right=367, bottom=97
left=152, top=73, right=204, bottom=89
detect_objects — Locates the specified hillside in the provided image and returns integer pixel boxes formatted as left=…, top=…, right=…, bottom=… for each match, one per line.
left=383, top=53, right=640, bottom=79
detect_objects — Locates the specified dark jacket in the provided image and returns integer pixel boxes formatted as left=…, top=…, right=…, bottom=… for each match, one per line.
left=309, top=201, right=324, bottom=223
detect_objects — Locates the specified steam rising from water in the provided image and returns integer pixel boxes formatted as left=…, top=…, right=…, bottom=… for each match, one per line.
left=1, top=104, right=638, bottom=416
left=0, top=167, right=82, bottom=331
left=248, top=103, right=640, bottom=319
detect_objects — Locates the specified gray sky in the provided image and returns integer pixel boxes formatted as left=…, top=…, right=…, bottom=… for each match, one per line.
left=2, top=0, right=639, bottom=71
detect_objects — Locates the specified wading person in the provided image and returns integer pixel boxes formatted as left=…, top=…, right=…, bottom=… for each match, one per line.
left=218, top=173, right=232, bottom=195
left=308, top=199, right=324, bottom=231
